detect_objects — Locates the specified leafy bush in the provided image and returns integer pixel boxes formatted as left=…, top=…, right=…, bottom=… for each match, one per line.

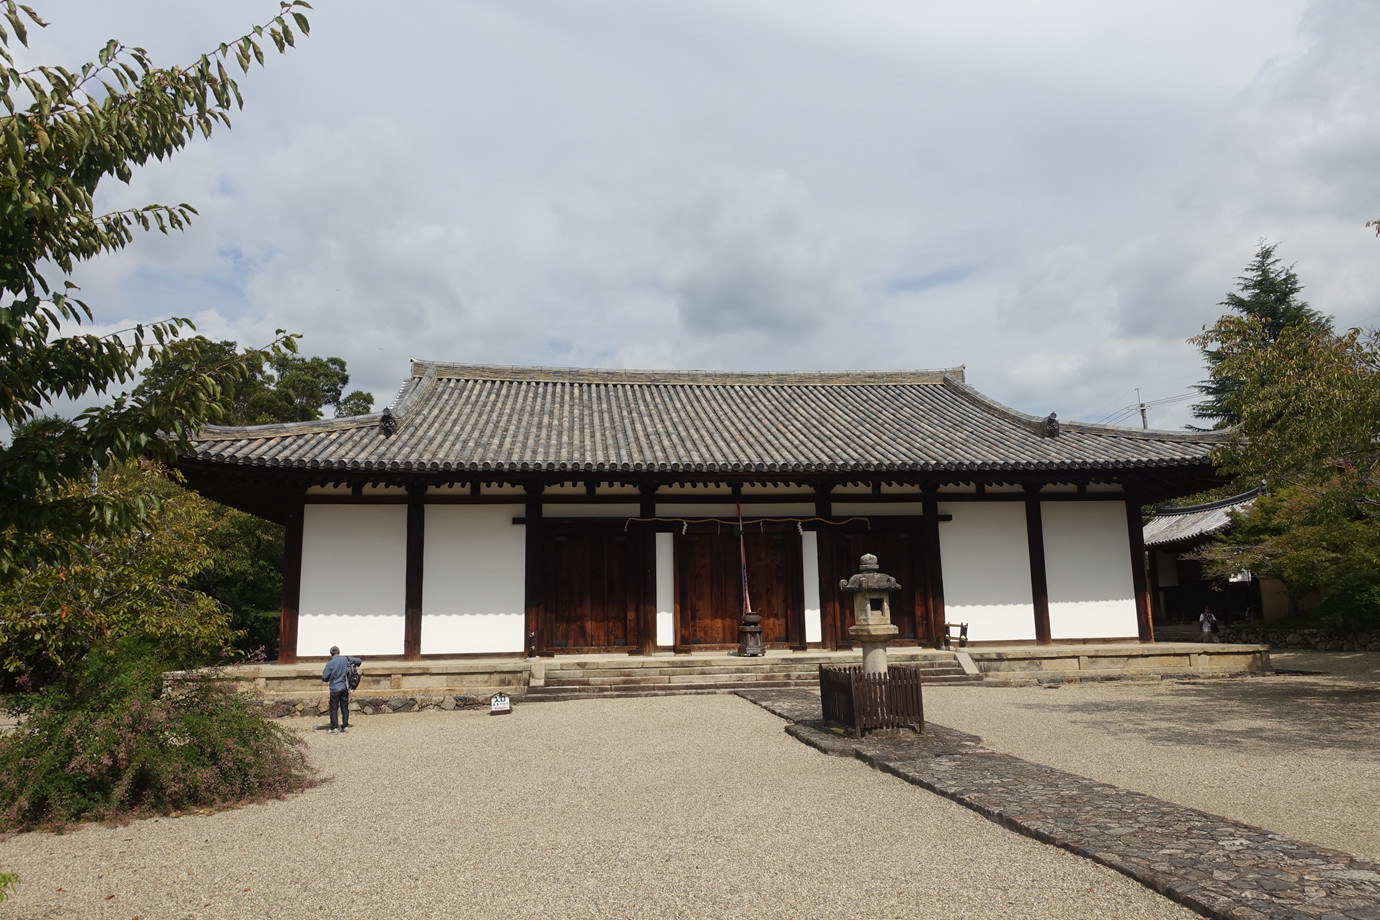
left=0, top=638, right=318, bottom=831
left=0, top=462, right=239, bottom=686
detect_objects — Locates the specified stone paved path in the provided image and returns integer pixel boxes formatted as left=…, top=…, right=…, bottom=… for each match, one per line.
left=739, top=689, right=1380, bottom=920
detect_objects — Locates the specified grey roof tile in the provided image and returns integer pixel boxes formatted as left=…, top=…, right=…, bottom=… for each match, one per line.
left=186, top=362, right=1222, bottom=474
left=1143, top=490, right=1258, bottom=547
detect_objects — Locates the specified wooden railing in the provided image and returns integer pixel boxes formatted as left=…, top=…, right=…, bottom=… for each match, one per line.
left=818, top=664, right=925, bottom=737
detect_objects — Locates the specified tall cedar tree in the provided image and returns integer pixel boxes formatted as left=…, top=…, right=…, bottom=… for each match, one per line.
left=0, top=2, right=310, bottom=580
left=1191, top=242, right=1333, bottom=429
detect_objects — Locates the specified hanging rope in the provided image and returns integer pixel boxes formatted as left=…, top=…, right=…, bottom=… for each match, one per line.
left=737, top=499, right=752, bottom=616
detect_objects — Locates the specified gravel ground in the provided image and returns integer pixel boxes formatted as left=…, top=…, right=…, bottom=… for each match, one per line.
left=0, top=695, right=1199, bottom=920
left=925, top=650, right=1380, bottom=862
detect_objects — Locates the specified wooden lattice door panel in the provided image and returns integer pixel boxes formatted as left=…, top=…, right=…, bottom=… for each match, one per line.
left=675, top=527, right=802, bottom=647
left=543, top=531, right=634, bottom=649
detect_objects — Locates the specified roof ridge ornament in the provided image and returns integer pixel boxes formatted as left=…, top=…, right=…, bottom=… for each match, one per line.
left=1044, top=412, right=1060, bottom=438
left=379, top=407, right=398, bottom=438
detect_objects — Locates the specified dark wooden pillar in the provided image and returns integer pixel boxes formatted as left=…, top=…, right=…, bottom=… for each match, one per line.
left=403, top=485, right=426, bottom=660
left=814, top=526, right=839, bottom=650
left=277, top=494, right=305, bottom=664
left=788, top=525, right=808, bottom=651
left=813, top=485, right=832, bottom=519
left=1024, top=487, right=1052, bottom=645
left=636, top=485, right=659, bottom=655
left=524, top=484, right=548, bottom=656
left=1126, top=496, right=1155, bottom=643
left=1146, top=539, right=1163, bottom=625
left=922, top=490, right=947, bottom=648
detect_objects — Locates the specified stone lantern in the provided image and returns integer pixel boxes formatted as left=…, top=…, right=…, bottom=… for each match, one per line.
left=839, top=553, right=900, bottom=674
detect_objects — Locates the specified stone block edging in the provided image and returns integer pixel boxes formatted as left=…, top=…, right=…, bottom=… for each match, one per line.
left=1220, top=627, right=1380, bottom=652
left=259, top=693, right=515, bottom=719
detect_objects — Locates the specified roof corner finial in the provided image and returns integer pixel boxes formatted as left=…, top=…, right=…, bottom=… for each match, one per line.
left=1044, top=412, right=1060, bottom=438
left=379, top=407, right=398, bottom=438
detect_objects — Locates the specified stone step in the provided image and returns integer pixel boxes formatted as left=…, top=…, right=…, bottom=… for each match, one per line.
left=541, top=668, right=971, bottom=687
left=528, top=668, right=981, bottom=701
left=541, top=661, right=969, bottom=681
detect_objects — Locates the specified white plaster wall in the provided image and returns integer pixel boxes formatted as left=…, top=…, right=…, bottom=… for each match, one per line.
left=655, top=533, right=674, bottom=647
left=421, top=505, right=526, bottom=654
left=937, top=502, right=1036, bottom=641
left=1041, top=501, right=1138, bottom=639
left=297, top=505, right=407, bottom=657
left=832, top=502, right=928, bottom=517
left=801, top=531, right=822, bottom=644
left=541, top=504, right=640, bottom=518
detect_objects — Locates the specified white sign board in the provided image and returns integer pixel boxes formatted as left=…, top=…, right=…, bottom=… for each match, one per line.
left=489, top=693, right=512, bottom=715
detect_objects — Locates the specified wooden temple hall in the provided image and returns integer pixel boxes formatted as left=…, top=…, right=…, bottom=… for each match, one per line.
left=178, top=363, right=1223, bottom=663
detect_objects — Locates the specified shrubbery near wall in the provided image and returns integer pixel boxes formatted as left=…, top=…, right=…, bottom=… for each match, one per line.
left=0, top=641, right=319, bottom=832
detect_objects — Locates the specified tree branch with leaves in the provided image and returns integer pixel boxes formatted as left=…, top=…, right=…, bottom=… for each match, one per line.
left=0, top=2, right=311, bottom=578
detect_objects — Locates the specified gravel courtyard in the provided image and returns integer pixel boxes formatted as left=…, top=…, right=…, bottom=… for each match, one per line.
left=1, top=650, right=1375, bottom=919
left=924, top=650, right=1380, bottom=863
left=0, top=695, right=1198, bottom=920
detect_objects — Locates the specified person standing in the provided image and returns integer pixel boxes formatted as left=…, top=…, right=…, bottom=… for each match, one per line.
left=322, top=646, right=362, bottom=734
left=1198, top=606, right=1219, bottom=643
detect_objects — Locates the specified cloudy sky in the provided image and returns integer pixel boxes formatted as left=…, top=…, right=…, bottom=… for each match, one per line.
left=22, top=0, right=1380, bottom=428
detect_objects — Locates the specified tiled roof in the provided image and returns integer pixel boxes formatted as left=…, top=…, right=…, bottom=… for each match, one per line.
left=1143, top=490, right=1258, bottom=548
left=185, top=362, right=1222, bottom=475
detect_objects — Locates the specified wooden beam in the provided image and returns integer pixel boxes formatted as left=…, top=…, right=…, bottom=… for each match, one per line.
left=277, top=495, right=305, bottom=664
left=1025, top=488, right=1052, bottom=646
left=403, top=487, right=425, bottom=660
left=1126, top=497, right=1155, bottom=643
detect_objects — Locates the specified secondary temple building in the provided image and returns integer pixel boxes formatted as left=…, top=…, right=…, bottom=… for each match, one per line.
left=178, top=362, right=1222, bottom=662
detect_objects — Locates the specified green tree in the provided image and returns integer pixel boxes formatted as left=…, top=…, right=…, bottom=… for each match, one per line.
left=1191, top=242, right=1333, bottom=429
left=1191, top=317, right=1380, bottom=623
left=139, top=337, right=374, bottom=425
left=0, top=457, right=235, bottom=683
left=0, top=1, right=310, bottom=580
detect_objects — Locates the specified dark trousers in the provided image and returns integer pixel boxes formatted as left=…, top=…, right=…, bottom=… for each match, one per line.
left=329, top=688, right=350, bottom=729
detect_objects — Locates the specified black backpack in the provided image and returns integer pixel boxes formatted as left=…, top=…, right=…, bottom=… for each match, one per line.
left=346, top=658, right=361, bottom=691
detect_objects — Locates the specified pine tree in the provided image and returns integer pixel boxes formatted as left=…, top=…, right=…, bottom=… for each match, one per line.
left=1191, top=242, right=1333, bottom=428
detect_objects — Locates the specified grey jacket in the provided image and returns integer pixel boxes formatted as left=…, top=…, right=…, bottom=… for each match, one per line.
left=322, top=654, right=362, bottom=692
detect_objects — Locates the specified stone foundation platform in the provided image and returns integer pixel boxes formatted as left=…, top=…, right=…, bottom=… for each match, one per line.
left=207, top=641, right=1271, bottom=717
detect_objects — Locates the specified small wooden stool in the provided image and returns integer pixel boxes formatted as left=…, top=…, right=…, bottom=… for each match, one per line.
left=942, top=622, right=969, bottom=649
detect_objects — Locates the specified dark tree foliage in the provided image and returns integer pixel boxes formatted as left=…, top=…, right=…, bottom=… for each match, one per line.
left=138, top=337, right=374, bottom=425
left=1191, top=242, right=1333, bottom=429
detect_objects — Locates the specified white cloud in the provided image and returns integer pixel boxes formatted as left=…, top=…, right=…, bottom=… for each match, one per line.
left=19, top=0, right=1380, bottom=433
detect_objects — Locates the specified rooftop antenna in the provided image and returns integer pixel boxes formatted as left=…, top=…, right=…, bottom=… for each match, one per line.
left=1136, top=388, right=1149, bottom=429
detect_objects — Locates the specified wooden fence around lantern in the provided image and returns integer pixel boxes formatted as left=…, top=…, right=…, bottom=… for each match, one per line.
left=818, top=664, right=925, bottom=737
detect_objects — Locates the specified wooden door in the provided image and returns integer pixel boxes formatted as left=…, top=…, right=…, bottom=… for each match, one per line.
left=829, top=528, right=926, bottom=646
left=543, top=530, right=635, bottom=650
left=676, top=526, right=802, bottom=648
